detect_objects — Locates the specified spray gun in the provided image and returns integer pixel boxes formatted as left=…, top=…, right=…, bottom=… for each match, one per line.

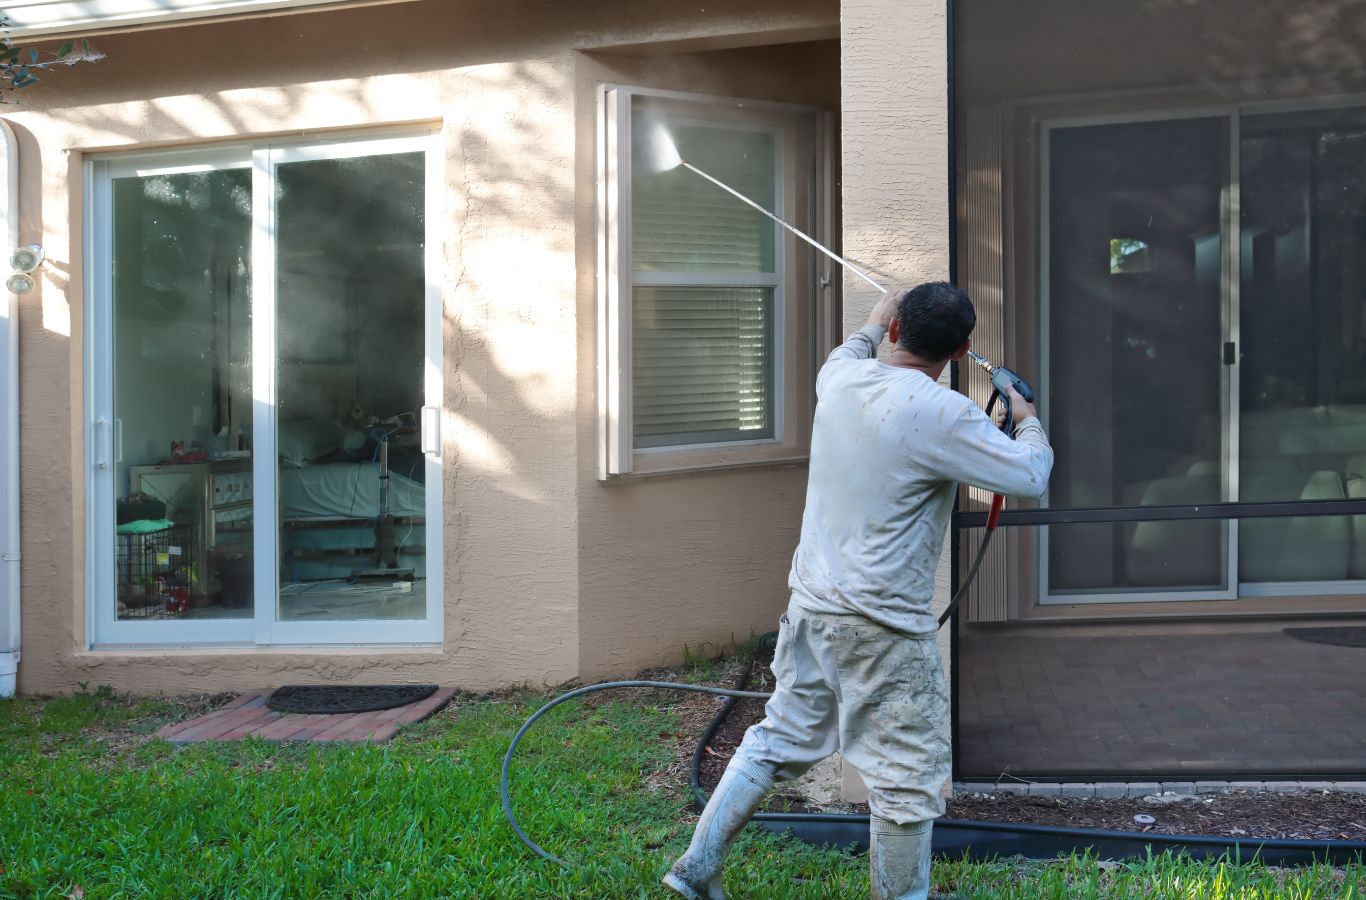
left=965, top=350, right=1036, bottom=439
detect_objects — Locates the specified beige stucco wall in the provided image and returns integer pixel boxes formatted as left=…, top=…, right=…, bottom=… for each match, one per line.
left=9, top=0, right=838, bottom=694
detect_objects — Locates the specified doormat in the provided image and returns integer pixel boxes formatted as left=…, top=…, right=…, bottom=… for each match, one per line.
left=266, top=684, right=439, bottom=714
left=1284, top=627, right=1366, bottom=649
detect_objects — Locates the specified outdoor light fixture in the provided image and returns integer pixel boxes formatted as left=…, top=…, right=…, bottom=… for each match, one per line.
left=6, top=244, right=43, bottom=295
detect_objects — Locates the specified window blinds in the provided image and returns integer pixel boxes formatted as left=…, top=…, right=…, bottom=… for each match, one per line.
left=632, top=287, right=774, bottom=447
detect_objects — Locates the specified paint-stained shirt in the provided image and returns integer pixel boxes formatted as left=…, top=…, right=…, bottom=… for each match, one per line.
left=788, top=324, right=1053, bottom=635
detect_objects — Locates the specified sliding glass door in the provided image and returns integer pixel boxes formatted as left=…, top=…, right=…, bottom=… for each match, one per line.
left=1042, top=105, right=1366, bottom=603
left=1044, top=116, right=1230, bottom=599
left=88, top=133, right=443, bottom=646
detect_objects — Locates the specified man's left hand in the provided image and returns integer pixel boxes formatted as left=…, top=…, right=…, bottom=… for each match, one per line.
left=866, top=289, right=907, bottom=334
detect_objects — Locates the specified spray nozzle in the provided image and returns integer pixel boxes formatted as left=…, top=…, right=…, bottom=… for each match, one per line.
left=965, top=349, right=995, bottom=373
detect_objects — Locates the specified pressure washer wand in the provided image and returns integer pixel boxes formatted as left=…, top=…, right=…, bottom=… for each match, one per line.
left=680, top=161, right=889, bottom=294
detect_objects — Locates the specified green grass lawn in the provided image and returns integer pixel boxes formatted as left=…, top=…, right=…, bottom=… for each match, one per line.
left=0, top=686, right=1363, bottom=898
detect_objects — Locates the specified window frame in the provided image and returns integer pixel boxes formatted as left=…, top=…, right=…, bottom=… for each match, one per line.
left=597, top=84, right=833, bottom=479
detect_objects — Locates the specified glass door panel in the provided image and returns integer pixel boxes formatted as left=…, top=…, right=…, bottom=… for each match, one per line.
left=1239, top=108, right=1366, bottom=590
left=109, top=167, right=254, bottom=627
left=273, top=150, right=429, bottom=622
left=1045, top=117, right=1230, bottom=597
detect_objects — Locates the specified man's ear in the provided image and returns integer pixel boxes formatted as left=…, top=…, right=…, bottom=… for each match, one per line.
left=888, top=318, right=900, bottom=346
left=949, top=338, right=971, bottom=361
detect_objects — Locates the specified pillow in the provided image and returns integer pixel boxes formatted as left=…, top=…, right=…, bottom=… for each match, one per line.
left=279, top=418, right=345, bottom=468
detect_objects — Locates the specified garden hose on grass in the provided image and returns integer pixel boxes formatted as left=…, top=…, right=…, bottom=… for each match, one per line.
left=503, top=371, right=1028, bottom=868
left=501, top=505, right=1003, bottom=869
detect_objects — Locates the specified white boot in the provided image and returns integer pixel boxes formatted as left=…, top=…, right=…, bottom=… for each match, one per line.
left=663, top=756, right=775, bottom=900
left=869, top=816, right=933, bottom=900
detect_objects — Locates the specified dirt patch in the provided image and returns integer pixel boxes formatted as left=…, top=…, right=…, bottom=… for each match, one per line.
left=22, top=689, right=239, bottom=762
left=99, top=691, right=236, bottom=751
left=684, top=648, right=1366, bottom=840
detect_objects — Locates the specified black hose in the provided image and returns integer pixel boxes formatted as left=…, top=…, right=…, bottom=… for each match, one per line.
left=500, top=679, right=775, bottom=869
left=683, top=631, right=780, bottom=809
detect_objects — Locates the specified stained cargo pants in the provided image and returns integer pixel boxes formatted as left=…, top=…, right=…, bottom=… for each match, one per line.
left=733, top=604, right=951, bottom=825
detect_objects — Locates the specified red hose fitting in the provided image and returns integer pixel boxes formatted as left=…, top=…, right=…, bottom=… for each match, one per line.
left=986, top=493, right=1004, bottom=531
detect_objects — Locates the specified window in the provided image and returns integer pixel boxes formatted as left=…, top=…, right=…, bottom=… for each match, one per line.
left=87, top=133, right=443, bottom=647
left=597, top=87, right=830, bottom=477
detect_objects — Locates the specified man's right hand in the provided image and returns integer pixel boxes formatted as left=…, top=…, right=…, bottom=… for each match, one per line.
left=994, top=383, right=1038, bottom=429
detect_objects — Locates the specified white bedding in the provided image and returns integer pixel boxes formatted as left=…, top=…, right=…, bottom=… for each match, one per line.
left=279, top=461, right=426, bottom=520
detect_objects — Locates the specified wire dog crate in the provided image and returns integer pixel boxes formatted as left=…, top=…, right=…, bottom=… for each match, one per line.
left=116, top=521, right=198, bottom=619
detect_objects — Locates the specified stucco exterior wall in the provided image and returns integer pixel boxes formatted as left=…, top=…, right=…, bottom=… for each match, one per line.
left=8, top=0, right=838, bottom=694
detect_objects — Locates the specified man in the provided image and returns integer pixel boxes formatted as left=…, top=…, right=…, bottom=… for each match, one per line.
left=664, top=283, right=1053, bottom=900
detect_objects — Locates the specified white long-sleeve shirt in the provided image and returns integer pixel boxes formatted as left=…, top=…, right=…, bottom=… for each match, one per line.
left=789, top=324, right=1054, bottom=635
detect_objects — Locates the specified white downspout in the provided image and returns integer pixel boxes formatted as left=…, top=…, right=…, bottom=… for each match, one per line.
left=0, top=120, right=20, bottom=697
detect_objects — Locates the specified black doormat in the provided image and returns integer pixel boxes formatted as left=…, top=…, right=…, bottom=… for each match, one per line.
left=1284, top=627, right=1366, bottom=649
left=266, top=684, right=439, bottom=714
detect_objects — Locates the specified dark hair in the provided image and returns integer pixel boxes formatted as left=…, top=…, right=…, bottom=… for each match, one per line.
left=896, top=282, right=975, bottom=362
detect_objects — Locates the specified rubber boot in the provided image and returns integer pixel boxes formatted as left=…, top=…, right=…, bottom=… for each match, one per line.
left=662, top=756, right=775, bottom=900
left=869, top=816, right=933, bottom=900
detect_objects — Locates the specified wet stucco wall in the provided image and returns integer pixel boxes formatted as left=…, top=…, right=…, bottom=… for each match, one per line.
left=9, top=0, right=838, bottom=694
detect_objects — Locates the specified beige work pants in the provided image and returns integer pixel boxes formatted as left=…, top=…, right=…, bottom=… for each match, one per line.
left=734, top=604, right=951, bottom=825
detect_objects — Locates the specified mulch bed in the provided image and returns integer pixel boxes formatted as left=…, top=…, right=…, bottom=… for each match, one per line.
left=951, top=792, right=1366, bottom=841
left=685, top=648, right=1366, bottom=840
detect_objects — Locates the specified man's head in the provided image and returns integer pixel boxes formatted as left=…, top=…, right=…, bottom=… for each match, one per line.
left=888, top=281, right=975, bottom=363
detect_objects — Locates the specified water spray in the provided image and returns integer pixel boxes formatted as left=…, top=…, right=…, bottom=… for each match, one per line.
left=647, top=124, right=888, bottom=294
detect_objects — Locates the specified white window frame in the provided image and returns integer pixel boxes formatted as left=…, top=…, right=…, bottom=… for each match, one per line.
left=597, top=85, right=831, bottom=478
left=85, top=130, right=444, bottom=648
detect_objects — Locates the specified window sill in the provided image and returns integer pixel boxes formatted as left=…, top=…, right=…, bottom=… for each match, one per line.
left=601, top=453, right=809, bottom=482
left=79, top=643, right=444, bottom=655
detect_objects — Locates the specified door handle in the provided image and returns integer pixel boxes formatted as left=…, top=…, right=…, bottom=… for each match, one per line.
left=93, top=418, right=108, bottom=470
left=114, top=417, right=123, bottom=464
left=1223, top=341, right=1237, bottom=366
left=421, top=406, right=441, bottom=458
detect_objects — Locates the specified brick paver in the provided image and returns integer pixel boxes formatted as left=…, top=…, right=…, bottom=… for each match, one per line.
left=156, top=688, right=457, bottom=744
left=958, top=626, right=1366, bottom=778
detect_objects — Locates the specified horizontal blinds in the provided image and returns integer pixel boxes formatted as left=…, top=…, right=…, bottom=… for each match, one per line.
left=632, top=123, right=776, bottom=273
left=632, top=287, right=774, bottom=447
